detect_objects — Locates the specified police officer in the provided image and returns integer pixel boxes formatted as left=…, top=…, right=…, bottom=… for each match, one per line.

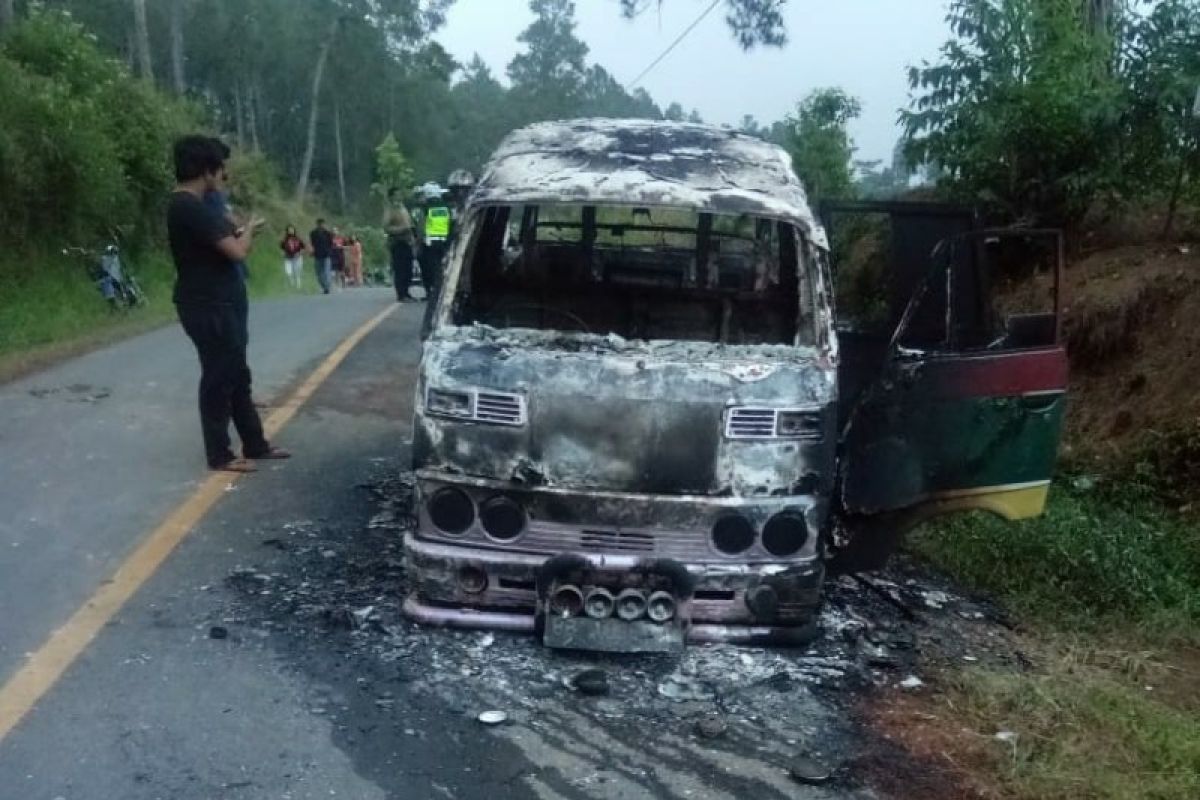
left=418, top=185, right=452, bottom=298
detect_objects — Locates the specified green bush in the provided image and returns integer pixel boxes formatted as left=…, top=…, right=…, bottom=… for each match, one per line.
left=0, top=8, right=196, bottom=251
left=0, top=9, right=334, bottom=373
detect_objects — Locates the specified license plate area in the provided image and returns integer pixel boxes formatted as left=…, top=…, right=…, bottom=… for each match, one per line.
left=537, top=555, right=694, bottom=654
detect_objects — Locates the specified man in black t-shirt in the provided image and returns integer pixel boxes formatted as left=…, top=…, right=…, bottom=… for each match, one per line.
left=168, top=136, right=292, bottom=473
left=309, top=219, right=334, bottom=294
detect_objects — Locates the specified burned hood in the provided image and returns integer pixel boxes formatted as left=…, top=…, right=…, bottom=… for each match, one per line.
left=413, top=327, right=837, bottom=497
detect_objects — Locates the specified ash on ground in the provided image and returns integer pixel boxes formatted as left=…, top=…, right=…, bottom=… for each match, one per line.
left=219, top=459, right=1024, bottom=795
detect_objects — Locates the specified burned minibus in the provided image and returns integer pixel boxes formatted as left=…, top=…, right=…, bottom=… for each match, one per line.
left=403, top=119, right=1067, bottom=652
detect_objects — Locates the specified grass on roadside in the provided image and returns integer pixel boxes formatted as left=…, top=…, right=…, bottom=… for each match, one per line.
left=911, top=482, right=1200, bottom=631
left=891, top=484, right=1200, bottom=800
left=0, top=242, right=312, bottom=383
left=869, top=644, right=1200, bottom=800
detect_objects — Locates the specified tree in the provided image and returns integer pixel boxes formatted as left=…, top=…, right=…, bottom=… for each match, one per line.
left=901, top=0, right=1123, bottom=230
left=783, top=88, right=861, bottom=201
left=296, top=15, right=340, bottom=202
left=446, top=55, right=513, bottom=172
left=37, top=0, right=696, bottom=214
left=1083, top=0, right=1114, bottom=36
left=618, top=0, right=786, bottom=49
left=855, top=159, right=909, bottom=199
left=0, top=8, right=195, bottom=245
left=169, top=0, right=186, bottom=92
left=373, top=133, right=414, bottom=199
left=1118, top=0, right=1200, bottom=237
left=1, top=0, right=15, bottom=34
left=738, top=114, right=763, bottom=136
left=334, top=94, right=347, bottom=210
left=508, top=0, right=589, bottom=120
left=581, top=64, right=660, bottom=119
left=131, top=0, right=152, bottom=80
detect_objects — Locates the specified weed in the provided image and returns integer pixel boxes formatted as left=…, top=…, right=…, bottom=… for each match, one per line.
left=1126, top=423, right=1200, bottom=510
left=940, top=657, right=1200, bottom=800
left=908, top=483, right=1200, bottom=630
left=898, top=483, right=1200, bottom=800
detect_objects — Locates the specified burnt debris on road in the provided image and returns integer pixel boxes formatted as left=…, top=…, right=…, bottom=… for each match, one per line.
left=215, top=457, right=1029, bottom=797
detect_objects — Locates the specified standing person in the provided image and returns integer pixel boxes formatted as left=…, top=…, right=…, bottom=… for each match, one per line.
left=347, top=235, right=364, bottom=287
left=331, top=226, right=347, bottom=290
left=280, top=225, right=306, bottom=289
left=202, top=149, right=248, bottom=291
left=167, top=135, right=291, bottom=473
left=384, top=188, right=416, bottom=302
left=419, top=193, right=451, bottom=299
left=309, top=218, right=334, bottom=294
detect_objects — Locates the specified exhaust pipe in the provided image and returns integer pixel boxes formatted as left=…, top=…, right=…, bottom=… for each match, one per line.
left=646, top=591, right=677, bottom=623
left=584, top=587, right=615, bottom=619
left=615, top=589, right=648, bottom=621
left=549, top=584, right=584, bottom=618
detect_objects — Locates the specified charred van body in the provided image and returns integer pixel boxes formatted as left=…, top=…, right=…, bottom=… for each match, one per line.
left=403, top=119, right=1068, bottom=652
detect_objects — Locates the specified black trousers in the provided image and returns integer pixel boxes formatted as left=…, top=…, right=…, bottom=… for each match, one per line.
left=177, top=300, right=269, bottom=467
left=390, top=239, right=414, bottom=300
left=420, top=240, right=447, bottom=295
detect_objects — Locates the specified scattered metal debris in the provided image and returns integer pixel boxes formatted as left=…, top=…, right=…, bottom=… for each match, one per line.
left=477, top=710, right=508, bottom=726
left=216, top=458, right=1026, bottom=795
left=695, top=715, right=728, bottom=739
left=788, top=754, right=834, bottom=786
left=570, top=669, right=610, bottom=696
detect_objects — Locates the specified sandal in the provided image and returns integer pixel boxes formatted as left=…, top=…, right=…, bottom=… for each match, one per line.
left=246, top=446, right=292, bottom=460
left=212, top=457, right=258, bottom=474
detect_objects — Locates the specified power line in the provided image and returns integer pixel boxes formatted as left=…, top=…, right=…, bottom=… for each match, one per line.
left=626, top=0, right=722, bottom=90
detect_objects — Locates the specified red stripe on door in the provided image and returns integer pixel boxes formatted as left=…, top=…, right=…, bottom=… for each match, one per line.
left=902, top=347, right=1069, bottom=398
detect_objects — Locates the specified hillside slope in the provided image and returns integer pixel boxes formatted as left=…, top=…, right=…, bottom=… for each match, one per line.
left=1055, top=245, right=1200, bottom=482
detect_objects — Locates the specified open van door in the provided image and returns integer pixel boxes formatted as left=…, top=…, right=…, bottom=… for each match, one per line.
left=824, top=202, right=1068, bottom=570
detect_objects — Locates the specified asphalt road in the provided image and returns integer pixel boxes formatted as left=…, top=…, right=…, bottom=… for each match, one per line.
left=0, top=291, right=885, bottom=800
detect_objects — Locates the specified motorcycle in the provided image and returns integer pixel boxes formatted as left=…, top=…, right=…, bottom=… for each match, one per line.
left=65, top=244, right=146, bottom=310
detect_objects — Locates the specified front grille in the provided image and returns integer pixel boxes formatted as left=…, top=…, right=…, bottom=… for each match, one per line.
left=579, top=529, right=656, bottom=553
left=514, top=525, right=715, bottom=561
left=726, top=407, right=778, bottom=438
left=474, top=392, right=526, bottom=426
left=726, top=406, right=823, bottom=440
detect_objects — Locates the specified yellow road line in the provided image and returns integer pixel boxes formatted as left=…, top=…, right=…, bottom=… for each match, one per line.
left=0, top=302, right=397, bottom=744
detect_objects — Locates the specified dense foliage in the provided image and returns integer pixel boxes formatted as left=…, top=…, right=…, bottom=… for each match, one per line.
left=779, top=88, right=862, bottom=201
left=618, top=0, right=788, bottom=49
left=903, top=0, right=1200, bottom=232
left=22, top=0, right=708, bottom=220
left=0, top=9, right=195, bottom=249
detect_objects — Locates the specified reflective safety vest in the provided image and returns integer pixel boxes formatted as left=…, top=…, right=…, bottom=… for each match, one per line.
left=424, top=206, right=451, bottom=240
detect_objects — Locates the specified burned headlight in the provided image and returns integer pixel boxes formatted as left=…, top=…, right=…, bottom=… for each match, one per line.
left=426, top=388, right=473, bottom=418
left=776, top=410, right=822, bottom=439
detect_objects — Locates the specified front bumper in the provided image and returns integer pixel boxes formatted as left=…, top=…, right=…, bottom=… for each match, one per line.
left=403, top=537, right=824, bottom=646
left=404, top=473, right=827, bottom=646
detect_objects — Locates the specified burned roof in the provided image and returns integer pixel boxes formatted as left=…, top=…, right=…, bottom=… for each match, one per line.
left=473, top=119, right=828, bottom=248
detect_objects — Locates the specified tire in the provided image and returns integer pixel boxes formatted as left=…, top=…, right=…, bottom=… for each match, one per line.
left=123, top=277, right=146, bottom=308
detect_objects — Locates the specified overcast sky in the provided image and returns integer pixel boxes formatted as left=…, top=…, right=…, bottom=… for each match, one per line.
left=435, top=0, right=953, bottom=163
